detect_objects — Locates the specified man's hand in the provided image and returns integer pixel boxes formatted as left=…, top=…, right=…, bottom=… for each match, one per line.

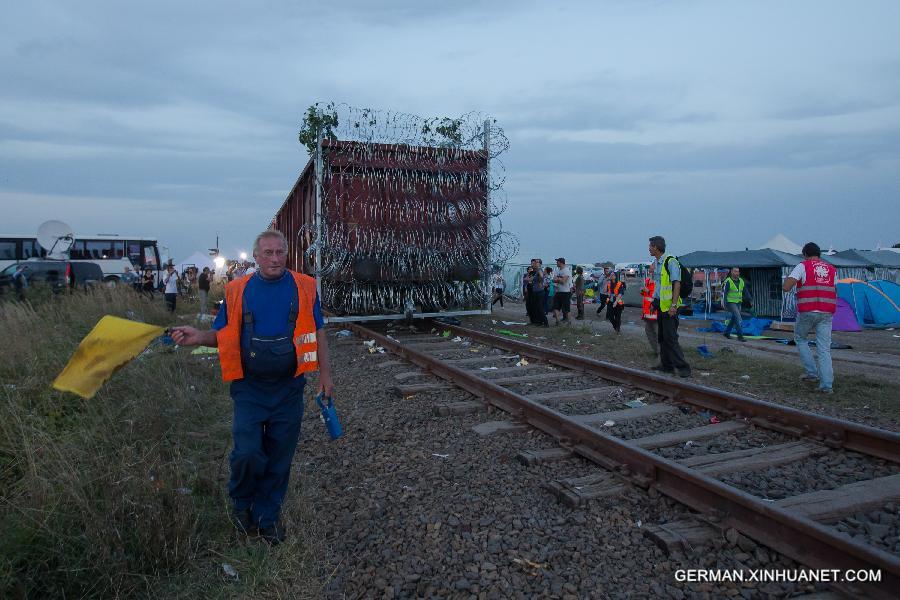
left=170, top=326, right=217, bottom=347
left=318, top=372, right=335, bottom=397
left=668, top=306, right=678, bottom=317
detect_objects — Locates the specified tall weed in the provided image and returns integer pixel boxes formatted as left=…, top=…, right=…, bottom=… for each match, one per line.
left=0, top=288, right=320, bottom=598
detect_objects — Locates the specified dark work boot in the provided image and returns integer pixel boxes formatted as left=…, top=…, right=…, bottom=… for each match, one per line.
left=231, top=507, right=256, bottom=535
left=259, top=521, right=286, bottom=546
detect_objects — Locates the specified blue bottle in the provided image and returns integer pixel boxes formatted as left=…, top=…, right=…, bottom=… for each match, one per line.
left=316, top=392, right=343, bottom=440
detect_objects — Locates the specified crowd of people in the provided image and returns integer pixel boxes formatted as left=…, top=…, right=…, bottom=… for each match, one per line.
left=119, top=258, right=258, bottom=315
left=494, top=236, right=837, bottom=391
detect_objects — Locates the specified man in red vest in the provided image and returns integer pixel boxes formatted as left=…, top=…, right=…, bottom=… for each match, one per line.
left=171, top=230, right=335, bottom=543
left=639, top=262, right=659, bottom=357
left=783, top=242, right=835, bottom=393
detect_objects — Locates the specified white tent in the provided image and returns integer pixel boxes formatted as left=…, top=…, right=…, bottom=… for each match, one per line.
left=176, top=251, right=216, bottom=273
left=759, top=234, right=802, bottom=255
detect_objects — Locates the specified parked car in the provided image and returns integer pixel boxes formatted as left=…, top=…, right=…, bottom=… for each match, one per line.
left=0, top=260, right=104, bottom=296
left=615, top=262, right=646, bottom=278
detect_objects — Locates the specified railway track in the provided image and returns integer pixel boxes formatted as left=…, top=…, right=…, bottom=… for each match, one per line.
left=339, top=319, right=900, bottom=599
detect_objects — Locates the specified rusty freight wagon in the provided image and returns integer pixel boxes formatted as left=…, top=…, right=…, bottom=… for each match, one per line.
left=271, top=117, right=500, bottom=322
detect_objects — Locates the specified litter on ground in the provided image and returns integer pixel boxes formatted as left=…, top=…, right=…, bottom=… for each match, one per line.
left=497, top=329, right=528, bottom=338
left=190, top=346, right=219, bottom=355
left=222, top=563, right=239, bottom=580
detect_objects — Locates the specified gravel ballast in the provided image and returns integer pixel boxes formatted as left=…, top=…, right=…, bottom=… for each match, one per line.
left=293, top=331, right=832, bottom=598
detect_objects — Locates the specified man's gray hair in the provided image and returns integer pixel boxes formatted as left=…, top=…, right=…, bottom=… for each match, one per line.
left=252, top=229, right=288, bottom=256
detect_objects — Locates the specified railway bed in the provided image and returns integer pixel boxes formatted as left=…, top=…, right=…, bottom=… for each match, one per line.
left=335, top=319, right=900, bottom=599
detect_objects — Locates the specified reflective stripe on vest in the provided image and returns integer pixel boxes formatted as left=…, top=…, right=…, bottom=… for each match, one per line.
left=796, top=260, right=837, bottom=314
left=641, top=278, right=657, bottom=320
left=216, top=270, right=319, bottom=381
left=659, top=255, right=682, bottom=313
left=724, top=277, right=745, bottom=304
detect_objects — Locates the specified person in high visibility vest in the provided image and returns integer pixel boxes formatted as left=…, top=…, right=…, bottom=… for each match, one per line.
left=640, top=262, right=659, bottom=356
left=605, top=272, right=626, bottom=333
left=783, top=242, right=836, bottom=394
left=171, top=230, right=335, bottom=544
left=648, top=235, right=691, bottom=377
left=721, top=267, right=751, bottom=342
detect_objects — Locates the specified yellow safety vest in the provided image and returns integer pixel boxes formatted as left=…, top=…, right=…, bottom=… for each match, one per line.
left=659, top=255, right=682, bottom=313
left=724, top=277, right=745, bottom=304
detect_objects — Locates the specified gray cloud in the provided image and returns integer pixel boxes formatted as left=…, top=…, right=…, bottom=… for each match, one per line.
left=2, top=0, right=900, bottom=262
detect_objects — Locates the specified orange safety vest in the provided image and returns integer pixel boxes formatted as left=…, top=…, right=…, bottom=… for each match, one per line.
left=216, top=270, right=319, bottom=382
left=607, top=281, right=624, bottom=306
left=640, top=277, right=657, bottom=320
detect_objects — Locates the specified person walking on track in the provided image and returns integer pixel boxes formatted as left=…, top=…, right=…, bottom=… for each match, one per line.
left=171, top=229, right=335, bottom=544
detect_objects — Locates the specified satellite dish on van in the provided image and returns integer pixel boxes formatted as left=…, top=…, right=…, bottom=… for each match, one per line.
left=36, top=220, right=76, bottom=259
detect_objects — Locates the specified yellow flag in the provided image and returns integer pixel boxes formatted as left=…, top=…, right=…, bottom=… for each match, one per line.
left=53, top=315, right=165, bottom=399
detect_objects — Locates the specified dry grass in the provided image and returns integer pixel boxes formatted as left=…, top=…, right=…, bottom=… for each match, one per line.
left=0, top=288, right=322, bottom=598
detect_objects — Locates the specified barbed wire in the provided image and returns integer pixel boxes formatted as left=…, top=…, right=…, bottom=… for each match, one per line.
left=298, top=103, right=517, bottom=316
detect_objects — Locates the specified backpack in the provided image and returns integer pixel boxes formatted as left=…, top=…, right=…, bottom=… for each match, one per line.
left=663, top=256, right=693, bottom=300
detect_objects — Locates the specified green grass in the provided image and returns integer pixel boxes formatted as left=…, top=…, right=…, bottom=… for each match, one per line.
left=0, top=288, right=322, bottom=598
left=470, top=316, right=900, bottom=429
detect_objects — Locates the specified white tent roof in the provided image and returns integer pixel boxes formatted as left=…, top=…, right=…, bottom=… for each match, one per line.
left=176, top=251, right=216, bottom=272
left=759, top=234, right=802, bottom=255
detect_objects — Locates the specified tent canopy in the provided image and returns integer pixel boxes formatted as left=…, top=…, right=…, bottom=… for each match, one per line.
left=679, top=249, right=868, bottom=269
left=680, top=249, right=799, bottom=269
left=832, top=249, right=900, bottom=268
left=759, top=233, right=802, bottom=255
left=832, top=298, right=862, bottom=332
left=836, top=279, right=900, bottom=328
left=176, top=251, right=216, bottom=272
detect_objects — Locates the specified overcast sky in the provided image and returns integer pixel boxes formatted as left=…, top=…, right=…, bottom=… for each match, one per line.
left=2, top=0, right=899, bottom=264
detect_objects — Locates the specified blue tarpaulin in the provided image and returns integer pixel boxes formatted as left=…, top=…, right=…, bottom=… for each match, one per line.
left=698, top=317, right=773, bottom=337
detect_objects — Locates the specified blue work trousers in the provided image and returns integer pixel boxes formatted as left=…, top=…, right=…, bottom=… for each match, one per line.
left=228, top=377, right=305, bottom=529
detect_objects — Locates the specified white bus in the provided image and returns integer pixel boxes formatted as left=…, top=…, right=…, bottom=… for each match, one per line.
left=0, top=234, right=162, bottom=284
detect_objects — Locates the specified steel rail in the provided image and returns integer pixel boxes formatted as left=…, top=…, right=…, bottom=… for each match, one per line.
left=441, top=323, right=900, bottom=463
left=346, top=322, right=900, bottom=599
